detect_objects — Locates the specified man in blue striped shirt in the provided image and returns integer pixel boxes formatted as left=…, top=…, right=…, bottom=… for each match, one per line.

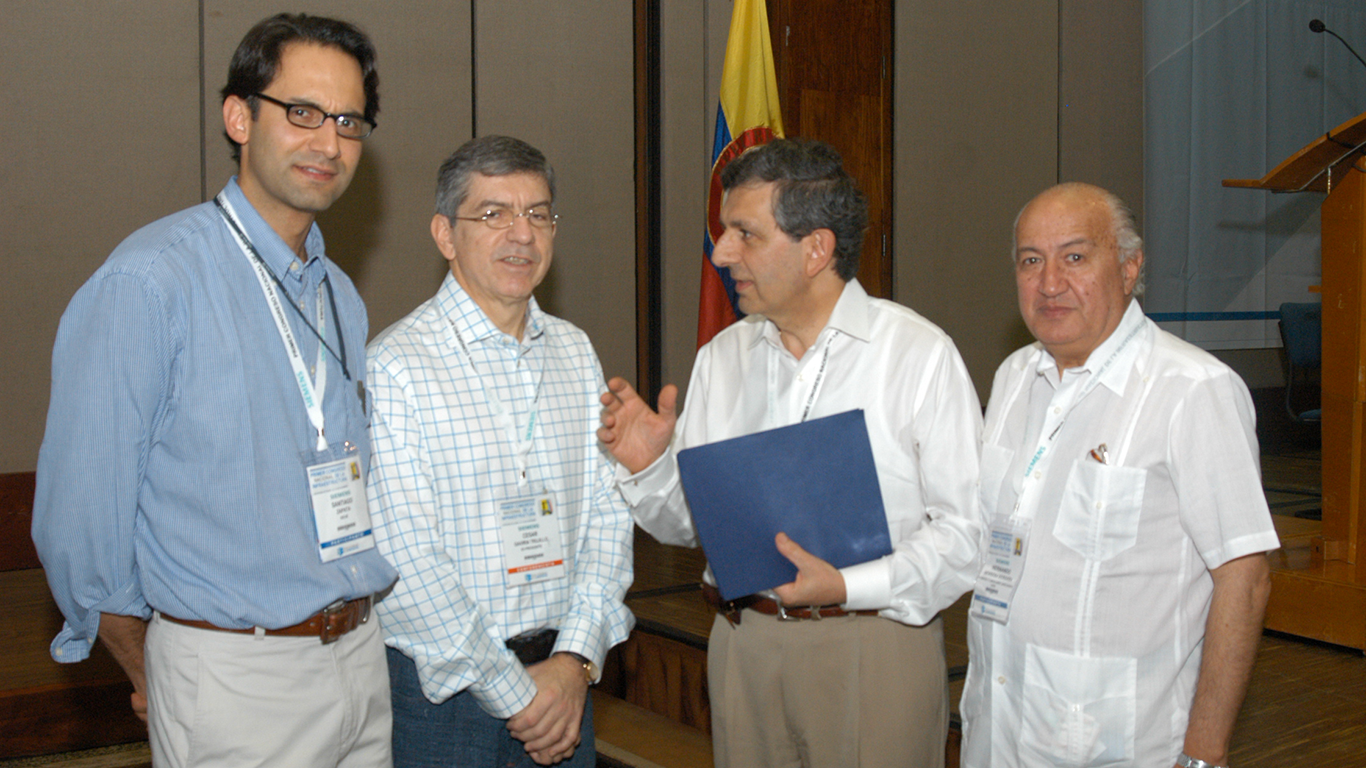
left=33, top=14, right=397, bottom=767
left=367, top=136, right=634, bottom=767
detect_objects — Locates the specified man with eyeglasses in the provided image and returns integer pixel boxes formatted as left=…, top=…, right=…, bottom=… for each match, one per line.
left=33, top=13, right=396, bottom=767
left=365, top=135, right=633, bottom=768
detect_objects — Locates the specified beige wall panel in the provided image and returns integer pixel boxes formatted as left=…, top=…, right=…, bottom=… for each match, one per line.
left=1, top=1, right=200, bottom=472
left=474, top=2, right=637, bottom=385
left=894, top=1, right=1059, bottom=398
left=202, top=2, right=473, bottom=339
left=655, top=0, right=730, bottom=401
left=1059, top=0, right=1143, bottom=224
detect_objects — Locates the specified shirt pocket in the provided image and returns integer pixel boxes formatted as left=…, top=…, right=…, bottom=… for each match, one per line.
left=979, top=443, right=1016, bottom=520
left=1052, top=460, right=1146, bottom=562
left=1020, top=644, right=1136, bottom=767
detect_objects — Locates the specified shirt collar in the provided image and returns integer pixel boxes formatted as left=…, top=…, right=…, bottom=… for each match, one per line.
left=222, top=177, right=326, bottom=284
left=435, top=272, right=545, bottom=347
left=1035, top=298, right=1150, bottom=395
left=750, top=278, right=872, bottom=351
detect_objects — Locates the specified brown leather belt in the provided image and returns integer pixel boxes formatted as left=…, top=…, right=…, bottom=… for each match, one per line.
left=161, top=596, right=372, bottom=644
left=701, top=583, right=878, bottom=626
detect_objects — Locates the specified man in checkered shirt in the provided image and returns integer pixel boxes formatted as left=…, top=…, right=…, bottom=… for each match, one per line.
left=366, top=136, right=634, bottom=768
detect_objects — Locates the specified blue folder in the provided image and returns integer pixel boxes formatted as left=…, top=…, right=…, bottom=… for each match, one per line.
left=676, top=409, right=892, bottom=601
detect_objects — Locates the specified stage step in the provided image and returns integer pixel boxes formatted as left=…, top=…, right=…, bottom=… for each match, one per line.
left=592, top=690, right=712, bottom=768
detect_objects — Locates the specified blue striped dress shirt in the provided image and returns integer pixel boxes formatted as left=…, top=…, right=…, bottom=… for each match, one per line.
left=367, top=273, right=634, bottom=718
left=33, top=179, right=397, bottom=662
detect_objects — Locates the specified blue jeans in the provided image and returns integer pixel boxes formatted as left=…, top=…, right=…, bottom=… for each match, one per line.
left=387, top=646, right=596, bottom=768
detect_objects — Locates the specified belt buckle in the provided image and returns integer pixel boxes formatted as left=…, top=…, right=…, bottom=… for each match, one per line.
left=718, top=598, right=743, bottom=627
left=775, top=605, right=822, bottom=621
left=319, top=598, right=348, bottom=645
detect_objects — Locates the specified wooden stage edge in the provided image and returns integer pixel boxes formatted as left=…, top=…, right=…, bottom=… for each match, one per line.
left=1267, top=514, right=1366, bottom=651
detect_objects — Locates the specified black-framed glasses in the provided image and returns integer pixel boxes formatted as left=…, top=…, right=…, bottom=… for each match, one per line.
left=252, top=92, right=376, bottom=139
left=453, top=205, right=559, bottom=230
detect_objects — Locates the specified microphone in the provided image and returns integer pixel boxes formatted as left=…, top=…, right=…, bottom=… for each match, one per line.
left=1310, top=18, right=1366, bottom=71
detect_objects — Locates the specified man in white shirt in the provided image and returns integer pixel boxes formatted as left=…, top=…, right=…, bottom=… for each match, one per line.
left=598, top=138, right=982, bottom=767
left=960, top=182, right=1278, bottom=768
left=367, top=136, right=634, bottom=768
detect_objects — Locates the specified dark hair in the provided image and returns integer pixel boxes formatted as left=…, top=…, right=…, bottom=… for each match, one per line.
left=434, top=136, right=557, bottom=218
left=720, top=138, right=868, bottom=281
left=219, top=13, right=379, bottom=163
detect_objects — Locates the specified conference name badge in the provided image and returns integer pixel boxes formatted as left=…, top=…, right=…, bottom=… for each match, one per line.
left=499, top=494, right=567, bottom=587
left=308, top=456, right=376, bottom=563
left=970, top=516, right=1031, bottom=624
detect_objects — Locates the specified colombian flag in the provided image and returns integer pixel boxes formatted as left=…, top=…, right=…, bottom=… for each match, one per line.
left=697, top=0, right=785, bottom=348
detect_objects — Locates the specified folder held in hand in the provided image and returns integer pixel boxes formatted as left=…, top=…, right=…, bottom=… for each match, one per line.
left=676, top=409, right=892, bottom=601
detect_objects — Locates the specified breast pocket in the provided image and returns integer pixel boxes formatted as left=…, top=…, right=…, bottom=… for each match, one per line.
left=1052, top=460, right=1145, bottom=562
left=1020, top=644, right=1136, bottom=767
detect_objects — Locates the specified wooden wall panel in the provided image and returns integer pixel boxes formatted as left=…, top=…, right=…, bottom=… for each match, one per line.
left=893, top=1, right=1059, bottom=398
left=0, top=1, right=200, bottom=473
left=1058, top=0, right=1144, bottom=221
left=475, top=1, right=637, bottom=385
left=202, top=1, right=473, bottom=338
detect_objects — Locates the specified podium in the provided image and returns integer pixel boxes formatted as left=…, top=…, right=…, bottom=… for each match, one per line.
left=1225, top=110, right=1366, bottom=650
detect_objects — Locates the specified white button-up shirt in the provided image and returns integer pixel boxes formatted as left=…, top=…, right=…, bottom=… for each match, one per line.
left=619, top=280, right=982, bottom=623
left=960, top=300, right=1280, bottom=767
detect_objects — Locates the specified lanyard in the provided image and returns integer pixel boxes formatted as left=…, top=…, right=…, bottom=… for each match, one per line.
left=216, top=194, right=334, bottom=451
left=1014, top=319, right=1145, bottom=516
left=448, top=319, right=542, bottom=487
left=212, top=196, right=351, bottom=380
left=765, top=330, right=836, bottom=429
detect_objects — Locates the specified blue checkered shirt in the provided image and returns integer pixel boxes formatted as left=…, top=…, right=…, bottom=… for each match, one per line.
left=366, top=273, right=634, bottom=717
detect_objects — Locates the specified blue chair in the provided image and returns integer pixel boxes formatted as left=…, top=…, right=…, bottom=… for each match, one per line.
left=1278, top=302, right=1322, bottom=423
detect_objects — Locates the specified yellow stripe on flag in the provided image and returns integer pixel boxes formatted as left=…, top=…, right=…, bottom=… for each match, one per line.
left=718, top=0, right=785, bottom=140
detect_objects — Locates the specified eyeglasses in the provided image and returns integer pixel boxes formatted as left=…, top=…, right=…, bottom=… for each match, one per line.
left=453, top=205, right=559, bottom=230
left=252, top=92, right=376, bottom=139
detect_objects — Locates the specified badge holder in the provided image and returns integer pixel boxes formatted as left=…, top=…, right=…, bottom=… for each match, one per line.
left=970, top=516, right=1031, bottom=623
left=499, top=492, right=567, bottom=587
left=306, top=441, right=376, bottom=563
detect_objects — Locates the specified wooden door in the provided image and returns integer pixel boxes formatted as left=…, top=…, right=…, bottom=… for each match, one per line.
left=768, top=0, right=894, bottom=299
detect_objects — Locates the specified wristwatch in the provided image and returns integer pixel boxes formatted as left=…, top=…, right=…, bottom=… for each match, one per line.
left=563, top=652, right=599, bottom=684
left=1177, top=753, right=1228, bottom=768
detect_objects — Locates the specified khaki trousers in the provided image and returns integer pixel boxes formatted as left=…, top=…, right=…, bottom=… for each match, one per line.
left=708, top=610, right=947, bottom=768
left=145, top=611, right=392, bottom=768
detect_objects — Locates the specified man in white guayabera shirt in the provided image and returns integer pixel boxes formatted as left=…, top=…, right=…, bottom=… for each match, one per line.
left=960, top=182, right=1279, bottom=768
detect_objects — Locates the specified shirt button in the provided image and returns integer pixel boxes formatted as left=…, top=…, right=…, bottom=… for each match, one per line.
left=1053, top=407, right=1061, bottom=415
left=1095, top=502, right=1103, bottom=510
left=1032, top=471, right=1041, bottom=479
left=350, top=565, right=358, bottom=575
left=997, top=676, right=1005, bottom=684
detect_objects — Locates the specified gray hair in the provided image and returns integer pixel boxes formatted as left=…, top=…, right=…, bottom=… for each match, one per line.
left=720, top=138, right=868, bottom=282
left=434, top=136, right=556, bottom=218
left=1011, top=182, right=1145, bottom=296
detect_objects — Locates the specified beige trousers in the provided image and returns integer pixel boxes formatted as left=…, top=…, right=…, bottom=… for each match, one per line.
left=708, top=610, right=947, bottom=768
left=145, top=611, right=392, bottom=768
